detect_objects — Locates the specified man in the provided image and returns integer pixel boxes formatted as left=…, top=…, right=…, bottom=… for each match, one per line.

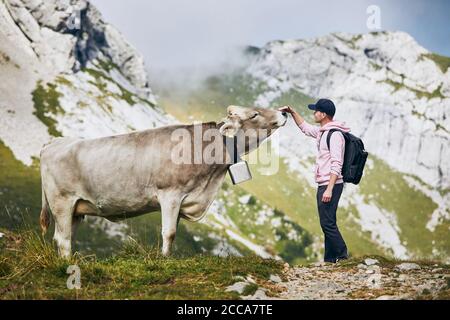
left=279, top=99, right=349, bottom=263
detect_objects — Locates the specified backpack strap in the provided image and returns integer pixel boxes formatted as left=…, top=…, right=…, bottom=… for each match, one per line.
left=325, top=129, right=343, bottom=150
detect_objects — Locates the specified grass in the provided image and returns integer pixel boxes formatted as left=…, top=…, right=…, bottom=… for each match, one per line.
left=83, top=60, right=156, bottom=108
left=83, top=67, right=137, bottom=106
left=381, top=78, right=445, bottom=100
left=242, top=283, right=259, bottom=296
left=332, top=33, right=362, bottom=50
left=0, top=229, right=283, bottom=299
left=271, top=88, right=315, bottom=116
left=370, top=61, right=382, bottom=71
left=421, top=53, right=450, bottom=73
left=32, top=80, right=64, bottom=137
left=411, top=110, right=449, bottom=134
left=96, top=59, right=120, bottom=73
left=0, top=140, right=42, bottom=229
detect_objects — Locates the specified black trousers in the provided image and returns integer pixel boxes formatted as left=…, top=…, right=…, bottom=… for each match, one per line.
left=316, top=183, right=348, bottom=262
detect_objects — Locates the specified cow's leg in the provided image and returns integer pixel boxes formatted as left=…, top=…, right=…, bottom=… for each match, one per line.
left=159, top=195, right=182, bottom=256
left=52, top=200, right=74, bottom=258
left=71, top=215, right=84, bottom=250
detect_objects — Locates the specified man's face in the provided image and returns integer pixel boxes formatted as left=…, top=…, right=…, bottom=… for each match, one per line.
left=313, top=110, right=327, bottom=123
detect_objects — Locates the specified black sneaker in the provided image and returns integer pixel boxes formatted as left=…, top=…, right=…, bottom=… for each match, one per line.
left=335, top=257, right=348, bottom=263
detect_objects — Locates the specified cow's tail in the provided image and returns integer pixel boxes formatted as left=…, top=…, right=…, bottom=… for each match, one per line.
left=40, top=185, right=51, bottom=236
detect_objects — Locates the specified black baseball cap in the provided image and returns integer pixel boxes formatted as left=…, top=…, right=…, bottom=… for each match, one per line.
left=307, top=98, right=336, bottom=117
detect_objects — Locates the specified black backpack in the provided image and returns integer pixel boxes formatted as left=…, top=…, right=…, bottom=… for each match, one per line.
left=321, top=129, right=368, bottom=185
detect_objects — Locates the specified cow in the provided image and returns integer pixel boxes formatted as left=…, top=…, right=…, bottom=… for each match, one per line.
left=39, top=105, right=288, bottom=257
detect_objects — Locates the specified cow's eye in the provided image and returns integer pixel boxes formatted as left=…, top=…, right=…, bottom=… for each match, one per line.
left=249, top=113, right=259, bottom=119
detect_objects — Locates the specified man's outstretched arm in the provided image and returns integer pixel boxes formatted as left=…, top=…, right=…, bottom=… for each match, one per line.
left=278, top=106, right=320, bottom=138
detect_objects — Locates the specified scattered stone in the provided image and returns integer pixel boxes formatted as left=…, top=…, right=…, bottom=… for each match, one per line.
left=233, top=275, right=246, bottom=282
left=269, top=274, right=282, bottom=283
left=365, top=265, right=381, bottom=274
left=245, top=275, right=256, bottom=284
left=243, top=288, right=268, bottom=300
left=376, top=295, right=401, bottom=300
left=312, top=262, right=327, bottom=267
left=364, top=258, right=379, bottom=266
left=225, top=282, right=248, bottom=294
left=432, top=268, right=443, bottom=273
left=398, top=274, right=408, bottom=282
left=420, top=287, right=431, bottom=295
left=395, top=263, right=421, bottom=271
left=388, top=272, right=398, bottom=277
left=260, top=260, right=448, bottom=300
left=366, top=273, right=383, bottom=289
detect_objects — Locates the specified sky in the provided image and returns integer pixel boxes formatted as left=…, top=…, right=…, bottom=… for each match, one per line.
left=90, top=0, right=450, bottom=71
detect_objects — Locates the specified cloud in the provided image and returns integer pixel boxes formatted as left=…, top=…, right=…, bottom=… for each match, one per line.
left=90, top=0, right=449, bottom=71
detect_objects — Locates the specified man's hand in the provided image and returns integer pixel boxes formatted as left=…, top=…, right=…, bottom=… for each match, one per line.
left=322, top=174, right=338, bottom=203
left=278, top=105, right=305, bottom=127
left=278, top=106, right=295, bottom=114
left=322, top=188, right=333, bottom=203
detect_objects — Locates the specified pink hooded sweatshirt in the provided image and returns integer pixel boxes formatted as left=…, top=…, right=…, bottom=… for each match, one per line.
left=298, top=120, right=351, bottom=186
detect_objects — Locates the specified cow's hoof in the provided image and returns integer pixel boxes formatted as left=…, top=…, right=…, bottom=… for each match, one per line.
left=162, top=251, right=171, bottom=257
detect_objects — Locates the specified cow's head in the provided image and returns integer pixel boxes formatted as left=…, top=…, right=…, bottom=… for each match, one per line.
left=219, top=105, right=288, bottom=154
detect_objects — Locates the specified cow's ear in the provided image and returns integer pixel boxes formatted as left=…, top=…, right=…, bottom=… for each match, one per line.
left=219, top=120, right=240, bottom=137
